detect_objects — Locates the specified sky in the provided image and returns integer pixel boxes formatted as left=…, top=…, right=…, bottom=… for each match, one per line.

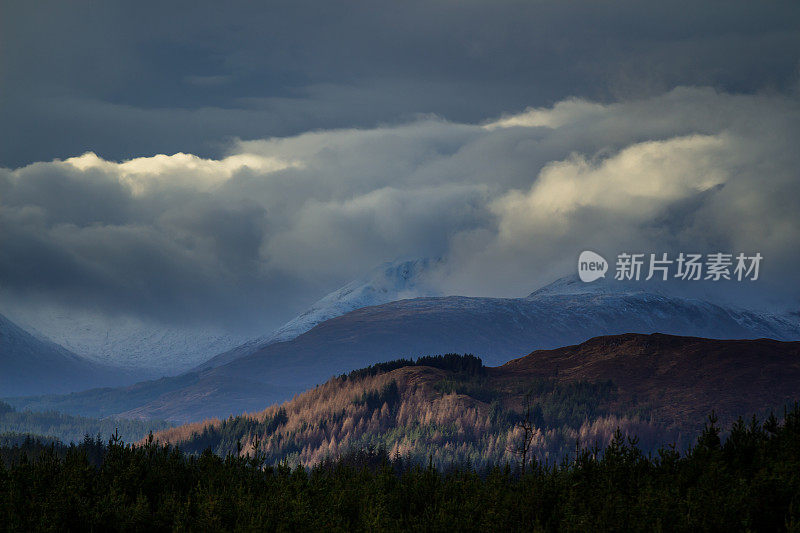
left=1, top=0, right=799, bottom=337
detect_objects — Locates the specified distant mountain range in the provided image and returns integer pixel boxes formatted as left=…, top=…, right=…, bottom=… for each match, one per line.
left=0, top=258, right=442, bottom=374
left=0, top=313, right=151, bottom=397
left=9, top=275, right=799, bottom=423
left=150, top=333, right=800, bottom=467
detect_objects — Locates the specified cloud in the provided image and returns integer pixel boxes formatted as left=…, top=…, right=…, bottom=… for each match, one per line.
left=1, top=1, right=798, bottom=167
left=494, top=134, right=727, bottom=223
left=484, top=99, right=609, bottom=130
left=444, top=92, right=800, bottom=301
left=264, top=184, right=491, bottom=281
left=1, top=87, right=799, bottom=333
left=64, top=151, right=300, bottom=196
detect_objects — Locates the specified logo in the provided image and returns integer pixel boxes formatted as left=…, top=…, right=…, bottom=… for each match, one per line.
left=576, top=250, right=762, bottom=282
left=578, top=251, right=608, bottom=282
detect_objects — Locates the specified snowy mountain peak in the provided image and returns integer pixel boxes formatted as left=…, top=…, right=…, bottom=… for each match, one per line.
left=0, top=312, right=151, bottom=397
left=526, top=274, right=653, bottom=298
left=265, top=257, right=443, bottom=344
left=194, top=258, right=443, bottom=370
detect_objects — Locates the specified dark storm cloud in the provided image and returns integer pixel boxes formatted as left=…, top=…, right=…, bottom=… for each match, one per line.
left=1, top=0, right=799, bottom=167
left=0, top=151, right=296, bottom=327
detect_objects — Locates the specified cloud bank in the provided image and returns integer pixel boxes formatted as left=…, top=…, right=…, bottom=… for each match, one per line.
left=2, top=87, right=799, bottom=332
left=1, top=0, right=798, bottom=167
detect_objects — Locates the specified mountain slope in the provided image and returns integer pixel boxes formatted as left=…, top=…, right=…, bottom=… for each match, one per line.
left=2, top=305, right=248, bottom=374
left=195, top=286, right=798, bottom=413
left=500, top=333, right=800, bottom=431
left=12, top=281, right=800, bottom=423
left=149, top=334, right=800, bottom=467
left=0, top=313, right=148, bottom=397
left=195, top=258, right=441, bottom=371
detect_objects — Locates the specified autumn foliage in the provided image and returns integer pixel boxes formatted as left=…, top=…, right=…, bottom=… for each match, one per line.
left=151, top=354, right=668, bottom=468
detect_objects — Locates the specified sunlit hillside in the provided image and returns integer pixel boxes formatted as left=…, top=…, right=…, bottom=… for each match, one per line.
left=152, top=334, right=800, bottom=468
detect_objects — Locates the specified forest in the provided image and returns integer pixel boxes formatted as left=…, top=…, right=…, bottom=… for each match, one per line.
left=1, top=405, right=799, bottom=531
left=152, top=354, right=670, bottom=468
left=0, top=400, right=171, bottom=444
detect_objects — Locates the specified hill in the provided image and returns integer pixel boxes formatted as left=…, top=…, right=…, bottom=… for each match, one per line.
left=149, top=334, right=800, bottom=467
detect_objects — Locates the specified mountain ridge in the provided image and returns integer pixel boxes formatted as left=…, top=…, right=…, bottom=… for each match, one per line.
left=9, top=284, right=800, bottom=423
left=149, top=333, right=800, bottom=467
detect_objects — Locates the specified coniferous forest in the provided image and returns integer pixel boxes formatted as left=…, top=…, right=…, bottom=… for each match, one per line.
left=0, top=401, right=171, bottom=445
left=1, top=404, right=799, bottom=531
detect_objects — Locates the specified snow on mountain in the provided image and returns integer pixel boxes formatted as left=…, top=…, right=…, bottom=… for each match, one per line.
left=0, top=312, right=148, bottom=397
left=1, top=258, right=441, bottom=375
left=1, top=306, right=249, bottom=374
left=527, top=275, right=800, bottom=342
left=267, top=258, right=442, bottom=343
left=17, top=272, right=800, bottom=422
left=198, top=264, right=800, bottom=373
left=195, top=258, right=443, bottom=370
left=527, top=274, right=653, bottom=298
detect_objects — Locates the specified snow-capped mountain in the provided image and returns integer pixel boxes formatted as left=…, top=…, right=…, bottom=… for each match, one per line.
left=1, top=306, right=249, bottom=374
left=524, top=275, right=800, bottom=342
left=1, top=258, right=441, bottom=375
left=267, top=258, right=442, bottom=343
left=194, top=258, right=442, bottom=370
left=527, top=274, right=656, bottom=298
left=0, top=312, right=148, bottom=397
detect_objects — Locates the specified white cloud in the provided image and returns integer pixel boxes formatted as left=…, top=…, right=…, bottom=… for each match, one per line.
left=63, top=151, right=300, bottom=196
left=2, top=87, right=799, bottom=331
left=492, top=134, right=728, bottom=238
left=484, top=99, right=608, bottom=130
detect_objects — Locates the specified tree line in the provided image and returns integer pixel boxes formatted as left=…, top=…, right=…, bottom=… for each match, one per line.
left=0, top=400, right=171, bottom=444
left=1, top=405, right=799, bottom=531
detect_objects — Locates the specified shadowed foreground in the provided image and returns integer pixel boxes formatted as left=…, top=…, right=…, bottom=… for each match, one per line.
left=2, top=405, right=800, bottom=531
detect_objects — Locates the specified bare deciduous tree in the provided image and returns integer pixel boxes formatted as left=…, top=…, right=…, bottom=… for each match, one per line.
left=509, top=392, right=536, bottom=475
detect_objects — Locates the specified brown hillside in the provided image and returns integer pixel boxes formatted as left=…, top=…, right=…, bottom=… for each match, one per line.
left=149, top=334, right=800, bottom=467
left=496, top=333, right=800, bottom=430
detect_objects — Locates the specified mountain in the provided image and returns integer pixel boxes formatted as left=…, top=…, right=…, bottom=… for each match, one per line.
left=195, top=258, right=442, bottom=371
left=149, top=334, right=800, bottom=468
left=1, top=306, right=249, bottom=374
left=0, top=313, right=150, bottom=397
left=203, top=271, right=797, bottom=374
left=268, top=258, right=442, bottom=343
left=11, top=277, right=799, bottom=423
left=0, top=259, right=440, bottom=375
